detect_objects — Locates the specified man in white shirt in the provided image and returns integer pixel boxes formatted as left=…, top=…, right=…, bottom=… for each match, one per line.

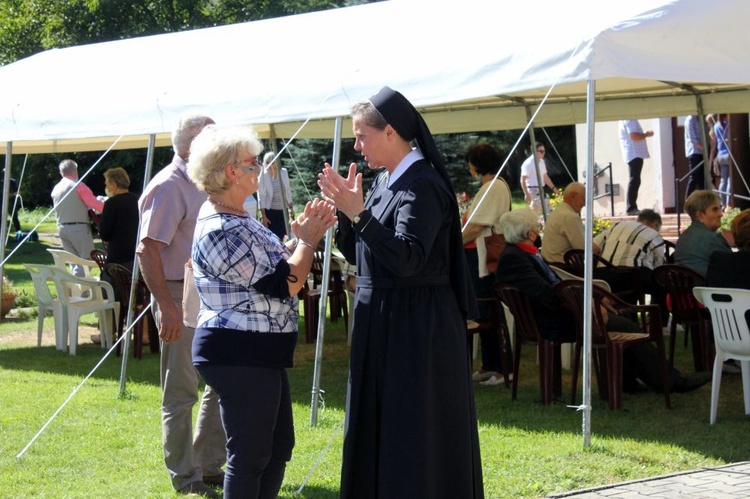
left=618, top=120, right=654, bottom=216
left=520, top=142, right=558, bottom=214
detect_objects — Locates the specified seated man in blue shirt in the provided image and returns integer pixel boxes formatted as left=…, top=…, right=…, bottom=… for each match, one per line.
left=674, top=190, right=732, bottom=277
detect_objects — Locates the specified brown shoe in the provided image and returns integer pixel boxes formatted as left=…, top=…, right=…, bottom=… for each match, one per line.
left=202, top=472, right=225, bottom=487
left=178, top=481, right=220, bottom=498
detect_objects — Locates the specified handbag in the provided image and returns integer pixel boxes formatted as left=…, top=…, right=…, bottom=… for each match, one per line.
left=182, top=260, right=201, bottom=328
left=484, top=226, right=506, bottom=274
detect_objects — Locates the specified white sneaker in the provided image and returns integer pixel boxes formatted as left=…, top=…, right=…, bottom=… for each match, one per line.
left=472, top=370, right=496, bottom=382
left=480, top=373, right=512, bottom=386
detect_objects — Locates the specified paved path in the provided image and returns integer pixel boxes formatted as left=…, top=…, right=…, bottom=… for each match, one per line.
left=548, top=461, right=750, bottom=498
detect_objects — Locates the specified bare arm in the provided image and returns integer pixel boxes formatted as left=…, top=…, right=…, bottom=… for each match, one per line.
left=462, top=222, right=485, bottom=245
left=283, top=199, right=336, bottom=296
left=137, top=237, right=182, bottom=343
left=542, top=173, right=557, bottom=193
left=629, top=130, right=654, bottom=141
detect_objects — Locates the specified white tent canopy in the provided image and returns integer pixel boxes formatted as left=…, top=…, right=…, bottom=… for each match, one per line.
left=5, top=0, right=750, bottom=446
left=1, top=0, right=749, bottom=154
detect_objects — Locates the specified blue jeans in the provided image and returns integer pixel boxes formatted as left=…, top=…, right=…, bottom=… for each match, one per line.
left=717, top=154, right=731, bottom=206
left=196, top=364, right=294, bottom=499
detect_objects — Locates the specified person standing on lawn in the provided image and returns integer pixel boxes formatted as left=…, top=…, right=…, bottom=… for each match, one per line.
left=137, top=113, right=225, bottom=498
left=318, top=86, right=483, bottom=498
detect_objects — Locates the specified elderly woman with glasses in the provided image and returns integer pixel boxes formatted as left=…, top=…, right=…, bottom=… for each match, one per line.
left=186, top=125, right=336, bottom=498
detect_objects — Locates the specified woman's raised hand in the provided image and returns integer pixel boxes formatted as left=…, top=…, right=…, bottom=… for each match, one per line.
left=292, top=197, right=337, bottom=246
left=317, top=163, right=364, bottom=220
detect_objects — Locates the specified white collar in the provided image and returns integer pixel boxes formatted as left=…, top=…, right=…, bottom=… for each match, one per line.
left=387, top=149, right=424, bottom=187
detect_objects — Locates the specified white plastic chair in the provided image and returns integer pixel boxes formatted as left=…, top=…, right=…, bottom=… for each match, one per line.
left=24, top=263, right=66, bottom=350
left=693, top=287, right=750, bottom=424
left=49, top=266, right=119, bottom=356
left=47, top=248, right=100, bottom=297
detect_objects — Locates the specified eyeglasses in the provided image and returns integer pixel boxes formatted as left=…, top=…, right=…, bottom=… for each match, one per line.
left=537, top=149, right=546, bottom=154
left=233, top=156, right=261, bottom=175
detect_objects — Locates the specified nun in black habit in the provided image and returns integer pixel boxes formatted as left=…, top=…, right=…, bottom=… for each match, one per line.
left=318, top=87, right=483, bottom=499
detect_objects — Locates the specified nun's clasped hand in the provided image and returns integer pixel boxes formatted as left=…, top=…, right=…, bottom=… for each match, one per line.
left=290, top=197, right=337, bottom=245
left=317, top=163, right=365, bottom=220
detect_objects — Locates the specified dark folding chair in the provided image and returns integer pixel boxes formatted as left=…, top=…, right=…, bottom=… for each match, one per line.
left=90, top=249, right=108, bottom=276
left=556, top=279, right=671, bottom=410
left=652, top=264, right=712, bottom=371
left=104, top=263, right=159, bottom=359
left=493, top=283, right=576, bottom=405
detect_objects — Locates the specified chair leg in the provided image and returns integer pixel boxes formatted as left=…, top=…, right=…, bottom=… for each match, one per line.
left=37, top=313, right=44, bottom=347
left=539, top=342, right=554, bottom=405
left=68, top=312, right=80, bottom=356
left=699, top=321, right=714, bottom=372
left=512, top=339, right=522, bottom=401
left=655, top=337, right=672, bottom=409
left=147, top=311, right=160, bottom=353
left=741, top=361, right=750, bottom=416
left=553, top=344, right=562, bottom=398
left=133, top=316, right=144, bottom=359
left=710, top=353, right=724, bottom=424
left=608, top=345, right=622, bottom=410
left=593, top=349, right=609, bottom=402
left=669, top=320, right=677, bottom=367
left=570, top=342, right=582, bottom=405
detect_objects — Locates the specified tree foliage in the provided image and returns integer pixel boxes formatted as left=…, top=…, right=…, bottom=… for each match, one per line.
left=0, top=0, right=576, bottom=212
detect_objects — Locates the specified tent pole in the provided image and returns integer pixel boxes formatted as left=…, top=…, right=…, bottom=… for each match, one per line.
left=119, top=134, right=156, bottom=395
left=0, top=142, right=12, bottom=318
left=310, top=117, right=343, bottom=426
left=269, top=125, right=293, bottom=238
left=525, top=106, right=548, bottom=222
left=582, top=79, right=596, bottom=447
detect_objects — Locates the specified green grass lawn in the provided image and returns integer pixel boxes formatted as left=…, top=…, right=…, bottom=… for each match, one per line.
left=1, top=211, right=748, bottom=498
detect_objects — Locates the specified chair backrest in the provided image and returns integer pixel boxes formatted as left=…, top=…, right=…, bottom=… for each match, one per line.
left=554, top=280, right=608, bottom=344
left=47, top=248, right=98, bottom=278
left=563, top=249, right=586, bottom=276
left=493, top=283, right=542, bottom=344
left=549, top=265, right=612, bottom=292
left=652, top=264, right=706, bottom=322
left=105, top=262, right=146, bottom=307
left=24, top=263, right=57, bottom=307
left=90, top=249, right=108, bottom=274
left=694, top=287, right=750, bottom=358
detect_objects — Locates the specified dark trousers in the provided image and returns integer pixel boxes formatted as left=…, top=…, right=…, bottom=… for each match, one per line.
left=196, top=365, right=294, bottom=499
left=606, top=315, right=681, bottom=392
left=8, top=194, right=21, bottom=232
left=627, top=157, right=644, bottom=213
left=266, top=209, right=287, bottom=240
left=685, top=153, right=705, bottom=198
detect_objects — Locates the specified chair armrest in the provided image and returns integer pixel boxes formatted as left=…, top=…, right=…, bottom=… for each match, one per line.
left=56, top=273, right=115, bottom=302
left=600, top=292, right=662, bottom=337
